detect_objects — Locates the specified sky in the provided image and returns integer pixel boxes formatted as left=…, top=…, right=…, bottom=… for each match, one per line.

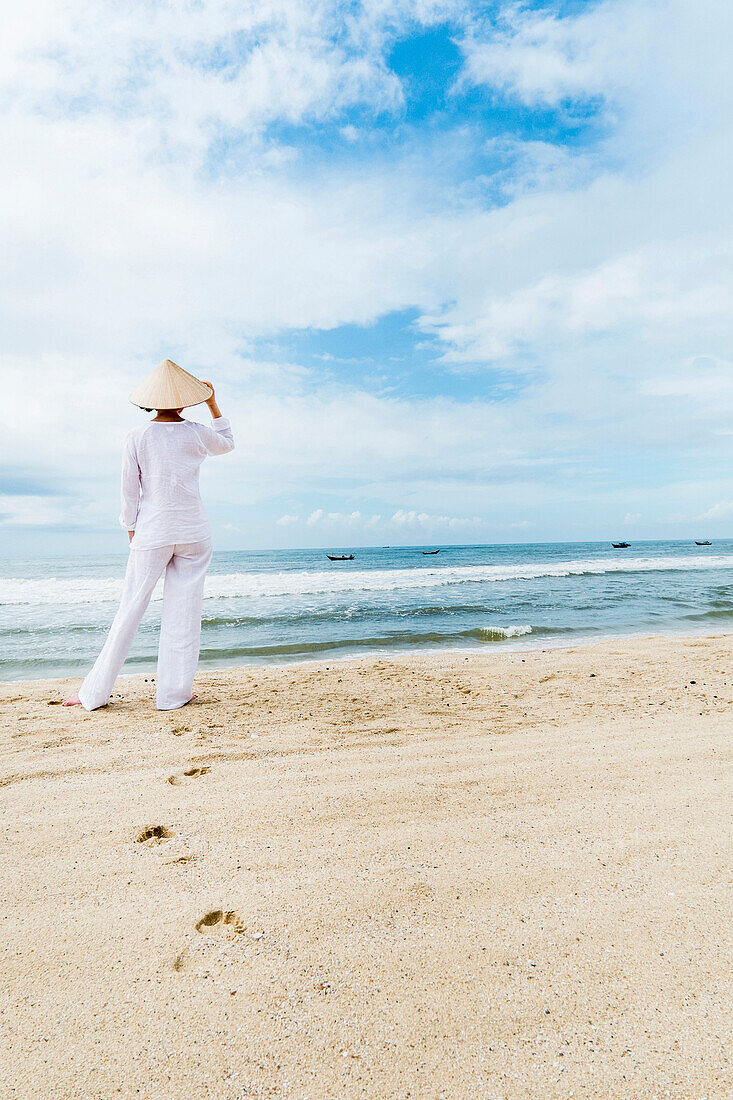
left=1, top=0, right=732, bottom=555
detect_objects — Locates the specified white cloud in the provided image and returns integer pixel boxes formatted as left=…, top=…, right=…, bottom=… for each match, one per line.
left=421, top=239, right=733, bottom=364
left=325, top=510, right=381, bottom=527
left=641, top=357, right=733, bottom=402
left=0, top=493, right=105, bottom=528
left=459, top=0, right=731, bottom=151
left=0, top=495, right=67, bottom=527
left=276, top=513, right=300, bottom=526
left=390, top=509, right=486, bottom=530
left=2, top=0, right=474, bottom=164
left=302, top=509, right=382, bottom=528
left=1, top=0, right=732, bottom=549
left=459, top=2, right=636, bottom=109
left=4, top=1, right=401, bottom=153
left=266, top=505, right=488, bottom=540
left=696, top=501, right=733, bottom=522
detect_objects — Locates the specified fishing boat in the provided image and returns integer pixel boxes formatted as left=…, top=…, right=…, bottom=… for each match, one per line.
left=422, top=549, right=441, bottom=555
left=695, top=540, right=712, bottom=546
left=327, top=554, right=354, bottom=561
left=611, top=542, right=630, bottom=548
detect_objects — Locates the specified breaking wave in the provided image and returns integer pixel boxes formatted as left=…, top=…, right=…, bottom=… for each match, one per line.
left=2, top=554, right=733, bottom=607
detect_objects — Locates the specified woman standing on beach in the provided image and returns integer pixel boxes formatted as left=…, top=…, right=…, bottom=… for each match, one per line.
left=64, top=360, right=234, bottom=711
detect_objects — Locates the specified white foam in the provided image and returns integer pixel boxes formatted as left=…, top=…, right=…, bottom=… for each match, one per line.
left=478, top=624, right=532, bottom=639
left=1, top=554, right=732, bottom=607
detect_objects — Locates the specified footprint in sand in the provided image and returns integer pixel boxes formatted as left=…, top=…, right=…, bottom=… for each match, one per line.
left=409, top=882, right=436, bottom=902
left=167, top=766, right=210, bottom=785
left=136, top=825, right=174, bottom=844
left=195, top=910, right=247, bottom=936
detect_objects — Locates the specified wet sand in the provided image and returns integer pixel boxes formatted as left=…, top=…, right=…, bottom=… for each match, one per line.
left=1, top=634, right=731, bottom=1098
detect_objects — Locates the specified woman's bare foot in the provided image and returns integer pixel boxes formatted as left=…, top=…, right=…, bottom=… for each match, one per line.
left=62, top=694, right=82, bottom=707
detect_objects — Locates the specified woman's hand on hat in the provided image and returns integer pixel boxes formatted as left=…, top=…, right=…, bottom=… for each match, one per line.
left=200, top=380, right=222, bottom=418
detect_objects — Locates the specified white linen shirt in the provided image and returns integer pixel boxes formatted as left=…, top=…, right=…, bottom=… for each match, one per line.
left=119, top=416, right=235, bottom=549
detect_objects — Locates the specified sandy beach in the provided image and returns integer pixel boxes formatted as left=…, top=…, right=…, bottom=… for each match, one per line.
left=1, top=634, right=730, bottom=1099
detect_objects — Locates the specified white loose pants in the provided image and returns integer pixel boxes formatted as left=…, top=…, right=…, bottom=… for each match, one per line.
left=78, top=540, right=213, bottom=711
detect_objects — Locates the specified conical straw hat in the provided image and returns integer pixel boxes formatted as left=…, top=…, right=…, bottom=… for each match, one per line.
left=129, top=359, right=213, bottom=410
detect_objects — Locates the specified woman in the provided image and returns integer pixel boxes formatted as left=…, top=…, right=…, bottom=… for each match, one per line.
left=64, top=359, right=234, bottom=711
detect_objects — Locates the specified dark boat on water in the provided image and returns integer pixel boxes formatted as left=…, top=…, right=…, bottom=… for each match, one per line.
left=422, top=549, right=441, bottom=555
left=612, top=542, right=630, bottom=548
left=695, top=540, right=712, bottom=546
left=327, top=554, right=354, bottom=561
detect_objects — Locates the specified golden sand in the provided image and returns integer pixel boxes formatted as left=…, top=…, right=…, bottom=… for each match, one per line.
left=1, top=635, right=730, bottom=1098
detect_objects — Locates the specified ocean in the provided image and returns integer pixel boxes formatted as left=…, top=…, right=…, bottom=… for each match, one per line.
left=1, top=540, right=732, bottom=681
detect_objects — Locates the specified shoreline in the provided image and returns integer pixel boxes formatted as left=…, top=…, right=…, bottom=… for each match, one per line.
left=4, top=622, right=733, bottom=686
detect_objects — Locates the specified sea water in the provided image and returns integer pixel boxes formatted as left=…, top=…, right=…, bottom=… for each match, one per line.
left=1, top=540, right=732, bottom=680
